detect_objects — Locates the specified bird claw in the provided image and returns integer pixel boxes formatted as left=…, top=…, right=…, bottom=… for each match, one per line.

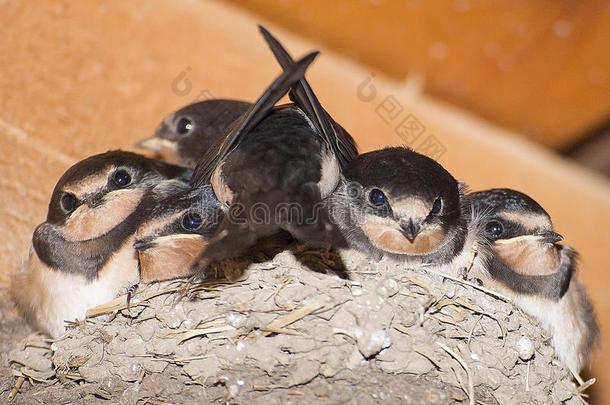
left=457, top=267, right=469, bottom=280
left=126, top=284, right=139, bottom=308
left=458, top=247, right=479, bottom=280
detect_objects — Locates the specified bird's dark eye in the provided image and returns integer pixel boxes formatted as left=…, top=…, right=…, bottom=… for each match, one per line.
left=182, top=212, right=203, bottom=231
left=176, top=118, right=192, bottom=135
left=430, top=197, right=442, bottom=214
left=60, top=192, right=78, bottom=214
left=369, top=189, right=387, bottom=206
left=112, top=170, right=132, bottom=188
left=486, top=221, right=504, bottom=238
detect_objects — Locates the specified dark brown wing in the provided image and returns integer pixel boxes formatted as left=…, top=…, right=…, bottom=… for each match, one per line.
left=258, top=25, right=358, bottom=168
left=191, top=51, right=320, bottom=188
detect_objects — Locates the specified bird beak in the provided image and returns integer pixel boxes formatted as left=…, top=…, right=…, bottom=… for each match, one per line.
left=539, top=231, right=563, bottom=244
left=134, top=136, right=176, bottom=152
left=495, top=231, right=564, bottom=245
left=135, top=233, right=203, bottom=251
left=399, top=218, right=422, bottom=243
left=134, top=237, right=156, bottom=251
left=134, top=135, right=159, bottom=150
left=67, top=190, right=131, bottom=219
left=67, top=203, right=87, bottom=219
left=84, top=190, right=123, bottom=210
left=96, top=188, right=134, bottom=208
left=79, top=189, right=135, bottom=210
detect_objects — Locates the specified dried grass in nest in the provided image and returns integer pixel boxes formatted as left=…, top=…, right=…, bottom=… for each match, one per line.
left=6, top=248, right=595, bottom=404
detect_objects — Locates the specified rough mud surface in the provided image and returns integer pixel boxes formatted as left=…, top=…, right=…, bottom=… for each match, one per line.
left=2, top=248, right=590, bottom=404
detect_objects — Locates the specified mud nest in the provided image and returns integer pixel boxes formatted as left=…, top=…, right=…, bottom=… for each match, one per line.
left=4, top=248, right=593, bottom=404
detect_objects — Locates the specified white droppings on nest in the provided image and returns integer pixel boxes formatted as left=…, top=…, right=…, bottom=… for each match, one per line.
left=376, top=277, right=400, bottom=297
left=517, top=335, right=535, bottom=361
left=225, top=312, right=247, bottom=328
left=5, top=248, right=593, bottom=404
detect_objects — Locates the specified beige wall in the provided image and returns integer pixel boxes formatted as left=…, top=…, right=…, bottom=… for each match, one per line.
left=230, top=0, right=610, bottom=149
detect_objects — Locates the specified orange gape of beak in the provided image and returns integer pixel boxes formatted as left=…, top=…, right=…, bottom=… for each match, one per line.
left=361, top=216, right=446, bottom=255
left=137, top=235, right=208, bottom=283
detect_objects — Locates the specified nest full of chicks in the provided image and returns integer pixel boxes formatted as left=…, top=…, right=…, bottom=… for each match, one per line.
left=6, top=26, right=599, bottom=404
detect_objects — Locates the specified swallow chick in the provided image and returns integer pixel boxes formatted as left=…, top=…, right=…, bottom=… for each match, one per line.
left=135, top=99, right=251, bottom=167
left=466, top=188, right=600, bottom=373
left=328, top=147, right=467, bottom=266
left=134, top=186, right=294, bottom=283
left=11, top=151, right=192, bottom=337
left=190, top=46, right=356, bottom=270
left=134, top=185, right=223, bottom=283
